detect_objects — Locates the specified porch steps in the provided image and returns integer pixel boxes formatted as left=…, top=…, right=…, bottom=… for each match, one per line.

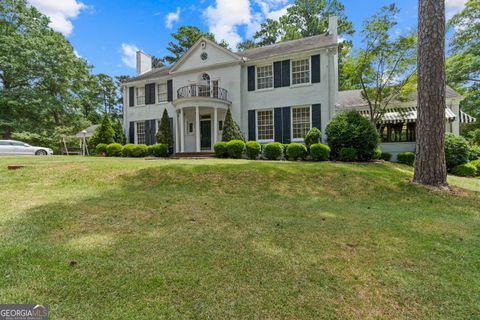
left=174, top=152, right=215, bottom=158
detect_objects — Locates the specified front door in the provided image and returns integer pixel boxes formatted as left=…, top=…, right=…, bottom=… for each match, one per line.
left=200, top=120, right=211, bottom=150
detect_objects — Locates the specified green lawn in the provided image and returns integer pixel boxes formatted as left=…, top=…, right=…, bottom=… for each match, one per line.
left=0, top=156, right=479, bottom=319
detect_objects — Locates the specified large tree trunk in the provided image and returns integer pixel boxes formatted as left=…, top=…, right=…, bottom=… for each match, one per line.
left=413, top=0, right=447, bottom=187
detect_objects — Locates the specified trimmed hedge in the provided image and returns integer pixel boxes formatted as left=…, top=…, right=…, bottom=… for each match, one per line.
left=122, top=144, right=147, bottom=157
left=372, top=148, right=382, bottom=160
left=214, top=141, right=228, bottom=158
left=339, top=147, right=357, bottom=162
left=304, top=127, right=321, bottom=147
left=106, top=143, right=123, bottom=157
left=451, top=163, right=478, bottom=177
left=245, top=141, right=261, bottom=159
left=227, top=140, right=245, bottom=159
left=469, top=159, right=480, bottom=175
left=310, top=143, right=330, bottom=161
left=380, top=152, right=392, bottom=161
left=282, top=144, right=290, bottom=160
left=286, top=143, right=307, bottom=160
left=397, top=152, right=415, bottom=166
left=96, top=143, right=108, bottom=156
left=147, top=143, right=168, bottom=157
left=264, top=142, right=283, bottom=160
left=445, top=133, right=470, bottom=169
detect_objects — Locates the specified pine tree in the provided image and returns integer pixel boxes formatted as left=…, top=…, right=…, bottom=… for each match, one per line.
left=112, top=118, right=126, bottom=144
left=89, top=114, right=115, bottom=147
left=156, top=109, right=173, bottom=146
left=222, top=108, right=245, bottom=142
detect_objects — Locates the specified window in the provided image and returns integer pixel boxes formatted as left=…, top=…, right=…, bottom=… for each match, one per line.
left=212, top=80, right=219, bottom=98
left=136, top=87, right=145, bottom=105
left=257, top=110, right=274, bottom=141
left=292, top=106, right=311, bottom=140
left=187, top=121, right=194, bottom=135
left=136, top=121, right=146, bottom=144
left=157, top=83, right=167, bottom=102
left=291, top=58, right=310, bottom=85
left=219, top=120, right=223, bottom=131
left=257, top=65, right=273, bottom=89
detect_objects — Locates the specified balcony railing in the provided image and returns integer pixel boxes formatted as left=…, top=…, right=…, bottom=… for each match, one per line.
left=177, top=85, right=229, bottom=102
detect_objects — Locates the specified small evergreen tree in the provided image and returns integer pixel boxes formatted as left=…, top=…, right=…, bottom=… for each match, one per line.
left=222, top=108, right=244, bottom=142
left=112, top=118, right=126, bottom=144
left=89, top=114, right=115, bottom=147
left=156, top=109, right=173, bottom=146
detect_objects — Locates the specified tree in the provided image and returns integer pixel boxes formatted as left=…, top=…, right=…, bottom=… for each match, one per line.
left=341, top=4, right=417, bottom=124
left=89, top=114, right=115, bottom=147
left=413, top=0, right=447, bottom=186
left=236, top=40, right=259, bottom=51
left=111, top=117, right=126, bottom=145
left=156, top=109, right=173, bottom=146
left=151, top=56, right=164, bottom=68
left=222, top=108, right=244, bottom=141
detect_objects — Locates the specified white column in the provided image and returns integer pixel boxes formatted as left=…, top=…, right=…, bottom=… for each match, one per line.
left=213, top=108, right=218, bottom=147
left=195, top=106, right=200, bottom=152
left=175, top=111, right=180, bottom=153
left=180, top=108, right=185, bottom=152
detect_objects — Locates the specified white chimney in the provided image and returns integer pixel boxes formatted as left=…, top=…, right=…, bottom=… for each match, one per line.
left=328, top=15, right=338, bottom=37
left=136, top=51, right=152, bottom=75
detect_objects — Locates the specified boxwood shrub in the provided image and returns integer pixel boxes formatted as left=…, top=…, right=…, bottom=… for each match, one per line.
left=147, top=143, right=168, bottom=157
left=339, top=147, right=357, bottom=162
left=122, top=144, right=147, bottom=157
left=304, top=127, right=321, bottom=147
left=106, top=143, right=123, bottom=157
left=227, top=140, right=245, bottom=159
left=310, top=143, right=330, bottom=161
left=468, top=145, right=480, bottom=161
left=397, top=152, right=415, bottom=166
left=245, top=141, right=261, bottom=159
left=380, top=152, right=392, bottom=161
left=282, top=144, right=290, bottom=160
left=372, top=148, right=382, bottom=160
left=96, top=143, right=108, bottom=156
left=445, top=133, right=470, bottom=169
left=264, top=142, right=283, bottom=160
left=286, top=143, right=307, bottom=160
left=451, top=163, right=478, bottom=177
left=469, top=159, right=480, bottom=175
left=213, top=141, right=228, bottom=158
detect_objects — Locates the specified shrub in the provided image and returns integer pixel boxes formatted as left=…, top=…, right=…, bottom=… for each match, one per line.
left=89, top=115, right=115, bottom=147
left=96, top=143, right=108, bottom=156
left=121, top=144, right=135, bottom=157
left=106, top=143, right=123, bottom=157
left=469, top=159, right=480, bottom=175
left=468, top=144, right=480, bottom=161
left=147, top=143, right=168, bottom=157
left=214, top=141, right=228, bottom=158
left=286, top=143, right=307, bottom=160
left=245, top=141, right=261, bottom=159
left=264, top=142, right=283, bottom=160
left=122, top=144, right=147, bottom=157
left=282, top=144, right=290, bottom=159
left=451, top=163, right=478, bottom=177
left=325, top=111, right=379, bottom=160
left=339, top=147, right=358, bottom=162
left=372, top=148, right=382, bottom=160
left=310, top=143, right=330, bottom=161
left=380, top=152, right=392, bottom=161
left=222, top=108, right=245, bottom=141
left=112, top=118, right=126, bottom=144
left=467, top=128, right=480, bottom=145
left=226, top=140, right=245, bottom=159
left=304, top=127, right=321, bottom=148
left=444, top=133, right=470, bottom=169
left=397, top=152, right=415, bottom=166
left=156, top=109, right=173, bottom=146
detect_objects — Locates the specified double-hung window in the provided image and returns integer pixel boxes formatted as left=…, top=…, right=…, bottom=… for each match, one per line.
left=136, top=87, right=145, bottom=105
left=257, top=65, right=273, bottom=90
left=136, top=121, right=146, bottom=144
left=291, top=106, right=311, bottom=140
left=257, top=109, right=274, bottom=141
left=157, top=83, right=167, bottom=103
left=291, top=58, right=310, bottom=85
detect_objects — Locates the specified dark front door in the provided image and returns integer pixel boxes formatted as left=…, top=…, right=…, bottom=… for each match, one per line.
left=200, top=120, right=211, bottom=149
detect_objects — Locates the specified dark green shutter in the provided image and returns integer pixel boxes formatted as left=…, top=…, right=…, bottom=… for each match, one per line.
left=248, top=110, right=256, bottom=140
left=273, top=62, right=282, bottom=88
left=282, top=107, right=291, bottom=143
left=281, top=60, right=290, bottom=87
left=312, top=104, right=321, bottom=130
left=167, top=80, right=173, bottom=101
left=274, top=108, right=283, bottom=142
left=129, top=87, right=134, bottom=106
left=247, top=66, right=255, bottom=91
left=129, top=121, right=135, bottom=143
left=311, top=55, right=321, bottom=83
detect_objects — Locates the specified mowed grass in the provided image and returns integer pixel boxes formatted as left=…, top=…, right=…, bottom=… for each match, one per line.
left=0, top=156, right=479, bottom=319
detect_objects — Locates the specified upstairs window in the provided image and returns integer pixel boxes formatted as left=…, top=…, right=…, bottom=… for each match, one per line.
left=257, top=65, right=273, bottom=90
left=291, top=58, right=310, bottom=85
left=292, top=106, right=311, bottom=140
left=157, top=83, right=167, bottom=102
left=136, top=87, right=145, bottom=105
left=136, top=121, right=146, bottom=144
left=257, top=109, right=274, bottom=141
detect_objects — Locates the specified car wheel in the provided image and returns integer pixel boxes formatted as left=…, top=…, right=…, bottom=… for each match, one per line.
left=35, top=150, right=47, bottom=156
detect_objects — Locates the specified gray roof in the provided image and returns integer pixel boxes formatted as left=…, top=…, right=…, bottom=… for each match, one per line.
left=76, top=124, right=99, bottom=138
left=123, top=66, right=170, bottom=84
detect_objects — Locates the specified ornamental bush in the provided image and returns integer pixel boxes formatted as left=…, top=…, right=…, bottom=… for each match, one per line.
left=339, top=147, right=357, bottom=162
left=89, top=115, right=115, bottom=147
left=397, top=152, right=415, bottom=166
left=121, top=144, right=135, bottom=157
left=469, top=159, right=480, bottom=175
left=282, top=144, right=290, bottom=159
left=245, top=141, right=261, bottom=159
left=467, top=128, right=480, bottom=145
left=380, top=152, right=392, bottom=161
left=304, top=127, right=321, bottom=148
left=310, top=143, right=330, bottom=161
left=451, top=163, right=478, bottom=177
left=468, top=144, right=480, bottom=161
left=372, top=148, right=382, bottom=160
left=227, top=140, right=245, bottom=159
left=222, top=108, right=245, bottom=142
left=106, top=143, right=123, bottom=157
left=325, top=111, right=380, bottom=160
left=147, top=143, right=168, bottom=157
left=445, top=133, right=470, bottom=169
left=122, top=144, right=147, bottom=157
left=96, top=143, right=108, bottom=156
left=214, top=141, right=228, bottom=158
left=286, top=143, right=307, bottom=160
left=264, top=142, right=283, bottom=160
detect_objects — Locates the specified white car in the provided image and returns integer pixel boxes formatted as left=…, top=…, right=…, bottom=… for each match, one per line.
left=0, top=140, right=53, bottom=156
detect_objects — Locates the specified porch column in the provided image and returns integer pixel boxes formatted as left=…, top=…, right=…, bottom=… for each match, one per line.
left=175, top=112, right=180, bottom=153
left=180, top=108, right=185, bottom=152
left=195, top=106, right=200, bottom=152
left=213, top=107, right=218, bottom=145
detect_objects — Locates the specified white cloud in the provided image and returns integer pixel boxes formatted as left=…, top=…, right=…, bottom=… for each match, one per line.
left=28, top=0, right=87, bottom=36
left=266, top=4, right=290, bottom=20
left=165, top=7, right=181, bottom=29
left=120, top=43, right=139, bottom=69
left=445, top=0, right=467, bottom=18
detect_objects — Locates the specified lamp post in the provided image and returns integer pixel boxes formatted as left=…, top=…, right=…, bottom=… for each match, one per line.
left=82, top=130, right=88, bottom=156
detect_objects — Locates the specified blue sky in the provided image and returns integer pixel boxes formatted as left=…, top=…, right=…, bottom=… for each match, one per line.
left=27, top=0, right=467, bottom=77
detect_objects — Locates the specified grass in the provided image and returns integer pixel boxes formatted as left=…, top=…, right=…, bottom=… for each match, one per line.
left=0, top=156, right=479, bottom=319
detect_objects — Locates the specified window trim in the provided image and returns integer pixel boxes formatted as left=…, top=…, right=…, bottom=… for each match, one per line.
left=135, top=121, right=146, bottom=144
left=135, top=87, right=146, bottom=106
left=186, top=120, right=194, bottom=136
left=255, top=63, right=274, bottom=91
left=256, top=108, right=275, bottom=143
left=290, top=57, right=312, bottom=87
left=157, top=83, right=168, bottom=104
left=290, top=105, right=312, bottom=142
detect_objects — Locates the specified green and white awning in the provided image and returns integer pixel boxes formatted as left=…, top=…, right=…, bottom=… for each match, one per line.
left=358, top=107, right=457, bottom=124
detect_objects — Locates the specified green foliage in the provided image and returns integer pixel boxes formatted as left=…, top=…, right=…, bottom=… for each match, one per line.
left=286, top=143, right=307, bottom=160
left=264, top=142, right=284, bottom=160
left=106, top=143, right=123, bottom=157
left=325, top=111, right=380, bottom=160
left=469, top=144, right=480, bottom=161
left=469, top=159, right=480, bottom=175
left=222, top=108, right=244, bottom=142
left=310, top=143, right=330, bottom=161
left=451, top=163, right=478, bottom=177
left=156, top=109, right=173, bottom=146
left=226, top=140, right=245, bottom=159
left=122, top=144, right=147, bottom=158
left=445, top=133, right=470, bottom=169
left=380, top=152, right=392, bottom=161
left=372, top=148, right=382, bottom=160
left=112, top=118, right=126, bottom=144
left=213, top=142, right=228, bottom=158
left=96, top=143, right=108, bottom=155
left=147, top=144, right=168, bottom=157
left=397, top=152, right=415, bottom=166
left=245, top=141, right=261, bottom=159
left=304, top=127, right=321, bottom=148
left=467, top=129, right=480, bottom=145
left=89, top=115, right=115, bottom=147
left=339, top=148, right=358, bottom=162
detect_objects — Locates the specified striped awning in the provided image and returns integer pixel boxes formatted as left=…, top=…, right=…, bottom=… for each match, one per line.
left=460, top=111, right=477, bottom=124
left=358, top=107, right=456, bottom=124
